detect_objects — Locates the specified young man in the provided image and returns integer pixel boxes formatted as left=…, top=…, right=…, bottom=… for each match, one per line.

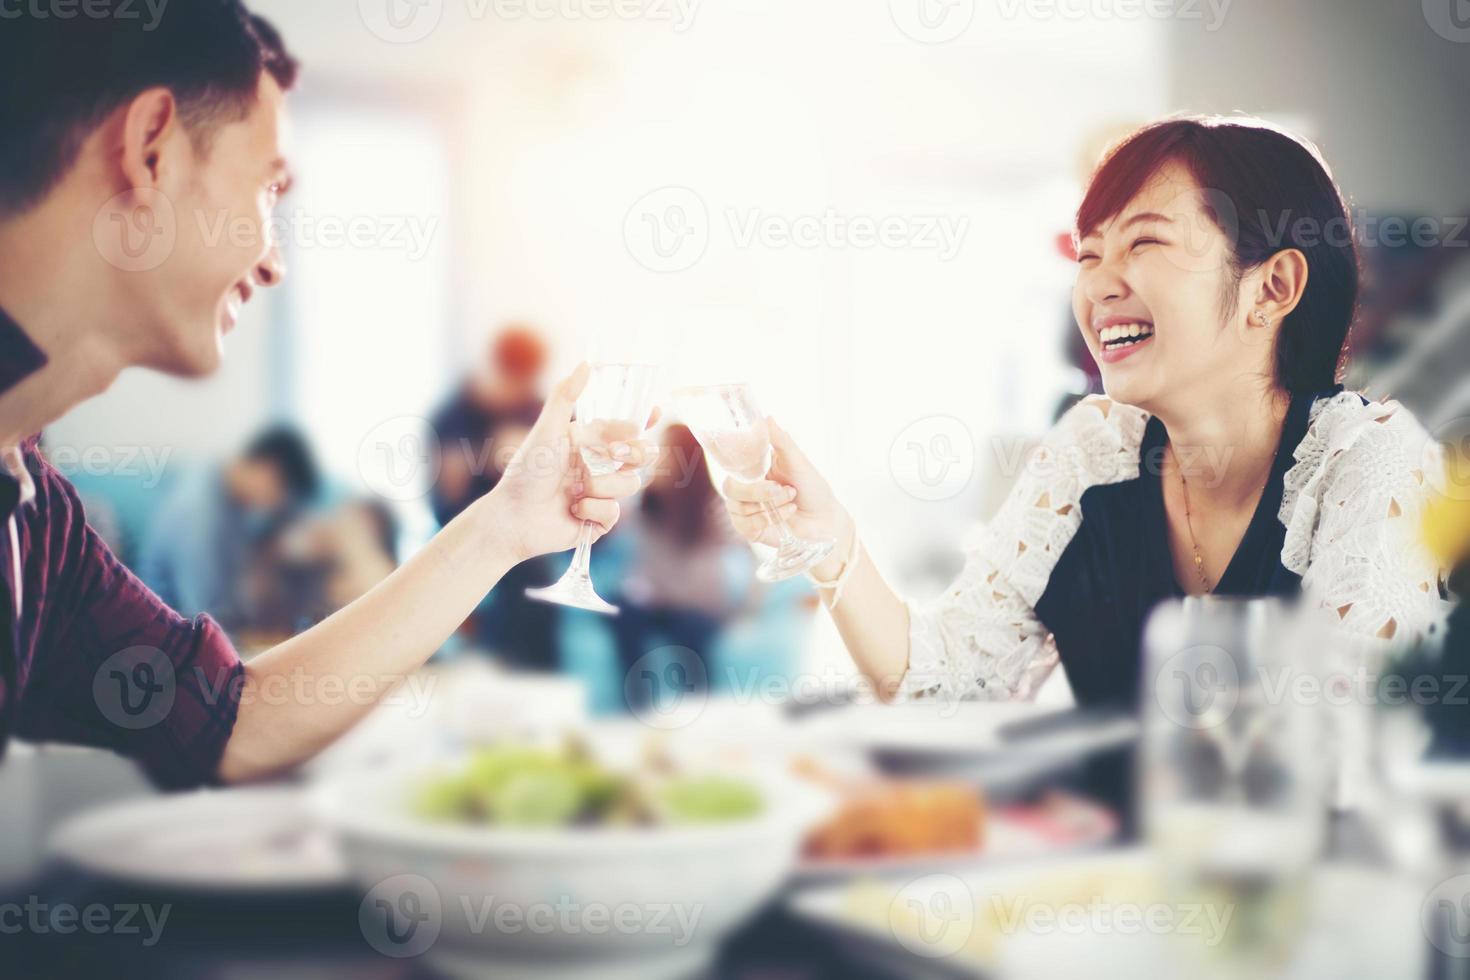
left=0, top=3, right=649, bottom=787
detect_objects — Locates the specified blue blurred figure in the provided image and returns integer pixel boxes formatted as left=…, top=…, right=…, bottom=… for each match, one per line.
left=429, top=324, right=557, bottom=670
left=138, top=426, right=321, bottom=634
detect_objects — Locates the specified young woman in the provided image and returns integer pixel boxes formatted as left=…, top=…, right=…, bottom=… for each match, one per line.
left=723, top=116, right=1456, bottom=709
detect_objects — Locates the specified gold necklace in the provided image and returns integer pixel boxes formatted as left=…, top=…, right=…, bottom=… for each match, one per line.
left=1173, top=443, right=1278, bottom=594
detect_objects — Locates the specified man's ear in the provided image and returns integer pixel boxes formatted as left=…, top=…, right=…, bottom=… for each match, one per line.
left=118, top=87, right=180, bottom=190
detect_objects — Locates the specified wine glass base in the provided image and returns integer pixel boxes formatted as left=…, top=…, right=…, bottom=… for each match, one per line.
left=756, top=537, right=835, bottom=583
left=525, top=577, right=620, bottom=616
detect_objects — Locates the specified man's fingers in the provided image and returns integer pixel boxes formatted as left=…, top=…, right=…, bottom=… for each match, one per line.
left=583, top=469, right=643, bottom=500
left=768, top=418, right=814, bottom=475
left=545, top=362, right=591, bottom=420
left=723, top=477, right=794, bottom=504
left=605, top=438, right=657, bottom=470
left=573, top=497, right=619, bottom=532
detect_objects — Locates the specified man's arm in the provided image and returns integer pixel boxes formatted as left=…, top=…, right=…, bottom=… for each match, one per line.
left=218, top=364, right=647, bottom=782
left=217, top=490, right=516, bottom=781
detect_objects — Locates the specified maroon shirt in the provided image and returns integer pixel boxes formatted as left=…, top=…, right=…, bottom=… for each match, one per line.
left=0, top=307, right=243, bottom=789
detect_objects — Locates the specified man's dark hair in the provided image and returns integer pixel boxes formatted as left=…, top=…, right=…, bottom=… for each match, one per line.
left=244, top=425, right=321, bottom=502
left=0, top=1, right=298, bottom=219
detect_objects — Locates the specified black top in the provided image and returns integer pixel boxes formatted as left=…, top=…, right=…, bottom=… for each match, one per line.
left=1033, top=384, right=1352, bottom=709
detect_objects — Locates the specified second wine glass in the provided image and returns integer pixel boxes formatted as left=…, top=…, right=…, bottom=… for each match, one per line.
left=675, top=383, right=833, bottom=582
left=525, top=362, right=660, bottom=615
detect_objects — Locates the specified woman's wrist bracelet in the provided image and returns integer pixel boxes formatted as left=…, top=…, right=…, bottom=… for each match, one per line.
left=808, top=523, right=861, bottom=610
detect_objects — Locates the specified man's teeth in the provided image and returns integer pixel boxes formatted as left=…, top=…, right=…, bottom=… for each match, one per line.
left=1100, top=322, right=1154, bottom=349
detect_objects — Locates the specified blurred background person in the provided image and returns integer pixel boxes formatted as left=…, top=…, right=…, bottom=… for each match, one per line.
left=246, top=498, right=401, bottom=643
left=613, top=425, right=754, bottom=707
left=429, top=324, right=557, bottom=670
left=138, top=426, right=321, bottom=636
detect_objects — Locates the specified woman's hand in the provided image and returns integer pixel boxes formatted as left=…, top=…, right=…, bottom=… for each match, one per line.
left=722, top=419, right=854, bottom=577
left=485, top=363, right=656, bottom=564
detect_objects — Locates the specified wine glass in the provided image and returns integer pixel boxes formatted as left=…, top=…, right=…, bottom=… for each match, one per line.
left=525, top=363, right=660, bottom=615
left=1141, top=596, right=1328, bottom=976
left=674, top=383, right=834, bottom=582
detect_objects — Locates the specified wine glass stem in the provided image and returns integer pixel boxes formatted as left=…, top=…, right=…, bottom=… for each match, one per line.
left=760, top=501, right=799, bottom=549
left=566, top=520, right=596, bottom=579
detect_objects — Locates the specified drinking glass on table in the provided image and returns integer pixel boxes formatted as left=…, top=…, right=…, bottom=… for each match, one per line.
left=525, top=362, right=660, bottom=615
left=1141, top=595, right=1328, bottom=978
left=674, top=383, right=833, bottom=582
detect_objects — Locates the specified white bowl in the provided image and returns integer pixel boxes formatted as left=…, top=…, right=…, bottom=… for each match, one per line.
left=313, top=760, right=833, bottom=979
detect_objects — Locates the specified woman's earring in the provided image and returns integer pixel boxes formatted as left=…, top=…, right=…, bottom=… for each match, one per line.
left=1255, top=311, right=1269, bottom=328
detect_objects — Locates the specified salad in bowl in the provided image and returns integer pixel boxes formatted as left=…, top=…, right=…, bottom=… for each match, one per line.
left=313, top=733, right=832, bottom=980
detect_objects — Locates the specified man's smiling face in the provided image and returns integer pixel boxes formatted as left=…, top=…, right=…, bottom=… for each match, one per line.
left=130, top=72, right=293, bottom=378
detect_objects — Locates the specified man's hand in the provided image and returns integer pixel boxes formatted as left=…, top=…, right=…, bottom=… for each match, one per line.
left=488, top=363, right=657, bottom=563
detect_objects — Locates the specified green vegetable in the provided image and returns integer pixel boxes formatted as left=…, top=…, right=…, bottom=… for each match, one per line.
left=660, top=776, right=763, bottom=824
left=492, top=769, right=583, bottom=826
left=413, top=743, right=762, bottom=828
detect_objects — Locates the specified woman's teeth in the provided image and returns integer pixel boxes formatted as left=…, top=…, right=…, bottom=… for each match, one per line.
left=1100, top=322, right=1154, bottom=350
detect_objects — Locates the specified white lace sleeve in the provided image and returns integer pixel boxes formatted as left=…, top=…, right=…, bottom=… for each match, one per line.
left=898, top=396, right=1149, bottom=702
left=1280, top=392, right=1454, bottom=647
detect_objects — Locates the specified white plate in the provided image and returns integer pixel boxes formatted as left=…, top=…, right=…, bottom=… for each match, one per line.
left=796, top=703, right=1138, bottom=782
left=48, top=785, right=349, bottom=893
